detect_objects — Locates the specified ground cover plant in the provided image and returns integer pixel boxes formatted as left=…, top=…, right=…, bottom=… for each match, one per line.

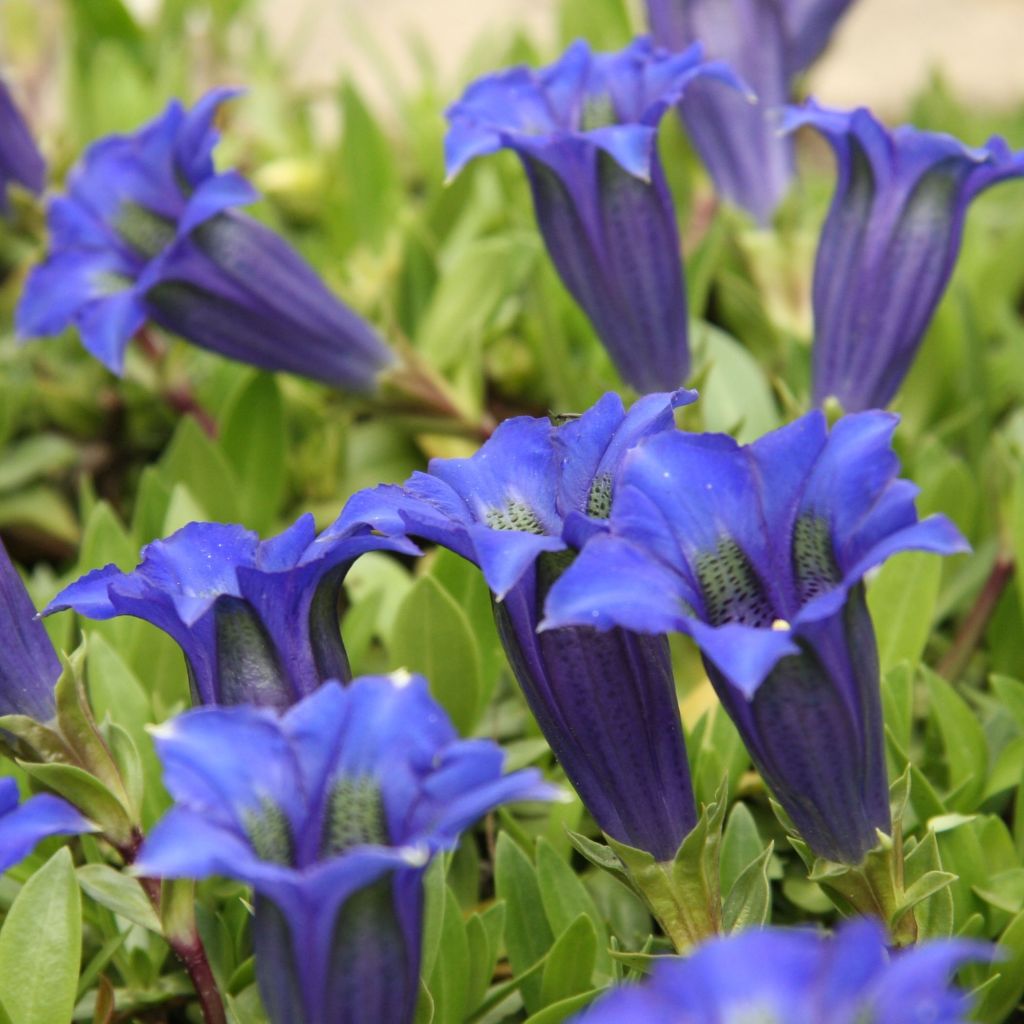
left=2, top=0, right=1024, bottom=1021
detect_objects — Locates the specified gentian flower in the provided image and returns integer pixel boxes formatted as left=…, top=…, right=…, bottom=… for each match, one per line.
left=0, top=78, right=45, bottom=215
left=16, top=90, right=394, bottom=390
left=134, top=675, right=552, bottom=1024
left=337, top=390, right=698, bottom=862
left=445, top=39, right=744, bottom=394
left=0, top=539, right=59, bottom=722
left=784, top=100, right=1024, bottom=411
left=0, top=777, right=94, bottom=870
left=571, top=918, right=989, bottom=1024
left=44, top=515, right=417, bottom=710
left=645, top=0, right=855, bottom=224
left=543, top=411, right=968, bottom=864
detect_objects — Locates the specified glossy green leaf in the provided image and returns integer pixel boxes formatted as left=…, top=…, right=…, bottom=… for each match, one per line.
left=391, top=574, right=482, bottom=734
left=0, top=848, right=82, bottom=1024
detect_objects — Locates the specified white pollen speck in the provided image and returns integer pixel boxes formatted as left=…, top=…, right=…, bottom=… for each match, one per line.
left=389, top=668, right=414, bottom=688
left=771, top=619, right=791, bottom=632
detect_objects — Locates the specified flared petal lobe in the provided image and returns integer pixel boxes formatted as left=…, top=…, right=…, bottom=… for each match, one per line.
left=0, top=777, right=95, bottom=872
left=0, top=79, right=45, bottom=215
left=446, top=39, right=745, bottom=393
left=570, top=918, right=989, bottom=1023
left=544, top=410, right=968, bottom=863
left=341, top=391, right=700, bottom=860
left=16, top=90, right=394, bottom=389
left=44, top=517, right=417, bottom=708
left=0, top=540, right=60, bottom=721
left=136, top=677, right=550, bottom=1024
left=785, top=101, right=1024, bottom=411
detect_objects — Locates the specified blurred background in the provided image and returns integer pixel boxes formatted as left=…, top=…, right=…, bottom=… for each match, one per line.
left=262, top=0, right=1024, bottom=113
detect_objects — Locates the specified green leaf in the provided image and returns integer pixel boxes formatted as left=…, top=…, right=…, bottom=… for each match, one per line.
left=868, top=552, right=942, bottom=672
left=426, top=887, right=469, bottom=1024
left=391, top=575, right=482, bottom=734
left=159, top=416, right=239, bottom=523
left=722, top=844, right=773, bottom=934
left=523, top=989, right=602, bottom=1024
left=719, top=802, right=764, bottom=900
left=0, top=848, right=82, bottom=1024
left=219, top=373, right=287, bottom=533
left=465, top=902, right=505, bottom=1013
left=539, top=914, right=597, bottom=1008
left=880, top=662, right=914, bottom=758
left=691, top=323, right=780, bottom=443
left=76, top=864, right=161, bottom=933
left=494, top=833, right=554, bottom=1013
left=535, top=839, right=611, bottom=978
left=692, top=703, right=748, bottom=807
left=417, top=235, right=538, bottom=374
left=974, top=909, right=1024, bottom=1023
left=922, top=668, right=988, bottom=811
left=904, top=830, right=954, bottom=939
left=0, top=434, right=77, bottom=494
left=20, top=762, right=132, bottom=847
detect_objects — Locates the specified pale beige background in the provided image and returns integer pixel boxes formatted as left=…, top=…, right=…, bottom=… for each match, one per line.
left=251, top=0, right=1024, bottom=113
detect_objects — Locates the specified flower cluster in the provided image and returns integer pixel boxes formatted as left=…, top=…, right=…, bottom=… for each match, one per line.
left=135, top=675, right=552, bottom=1023
left=17, top=91, right=395, bottom=390
left=0, top=12, right=1013, bottom=1024
left=339, top=389, right=700, bottom=863
left=446, top=38, right=744, bottom=393
left=44, top=515, right=418, bottom=708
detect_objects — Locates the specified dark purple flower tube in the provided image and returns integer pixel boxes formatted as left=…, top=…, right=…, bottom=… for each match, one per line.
left=0, top=540, right=59, bottom=721
left=446, top=39, right=744, bottom=394
left=646, top=0, right=855, bottom=224
left=0, top=78, right=44, bottom=216
left=336, top=389, right=699, bottom=861
left=784, top=101, right=1024, bottom=411
left=135, top=676, right=553, bottom=1024
left=544, top=411, right=968, bottom=864
left=16, top=90, right=394, bottom=390
left=44, top=515, right=417, bottom=710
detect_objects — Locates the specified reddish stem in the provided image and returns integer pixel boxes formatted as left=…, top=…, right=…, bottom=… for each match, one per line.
left=122, top=832, right=227, bottom=1024
left=937, top=553, right=1015, bottom=681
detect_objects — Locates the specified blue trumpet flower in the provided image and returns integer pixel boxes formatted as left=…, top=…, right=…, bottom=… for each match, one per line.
left=0, top=540, right=60, bottom=722
left=784, top=101, right=1024, bottom=411
left=646, top=0, right=855, bottom=224
left=135, top=675, right=552, bottom=1024
left=44, top=516, right=417, bottom=710
left=16, top=90, right=394, bottom=390
left=0, top=78, right=45, bottom=216
left=0, top=777, right=95, bottom=871
left=338, top=389, right=699, bottom=861
left=571, top=918, right=989, bottom=1024
left=446, top=39, right=744, bottom=393
left=544, top=411, right=968, bottom=864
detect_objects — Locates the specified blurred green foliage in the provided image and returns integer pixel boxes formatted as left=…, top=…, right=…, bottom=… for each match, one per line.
left=3, top=0, right=1024, bottom=1020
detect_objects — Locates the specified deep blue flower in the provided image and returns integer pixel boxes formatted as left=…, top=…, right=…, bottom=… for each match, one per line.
left=571, top=918, right=989, bottom=1024
left=646, top=0, right=855, bottom=224
left=543, top=411, right=968, bottom=864
left=337, top=390, right=699, bottom=861
left=0, top=540, right=60, bottom=722
left=784, top=101, right=1024, bottom=411
left=445, top=39, right=744, bottom=394
left=0, top=78, right=45, bottom=216
left=0, top=777, right=95, bottom=871
left=16, top=90, right=394, bottom=390
left=134, top=675, right=552, bottom=1024
left=44, top=516, right=417, bottom=710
